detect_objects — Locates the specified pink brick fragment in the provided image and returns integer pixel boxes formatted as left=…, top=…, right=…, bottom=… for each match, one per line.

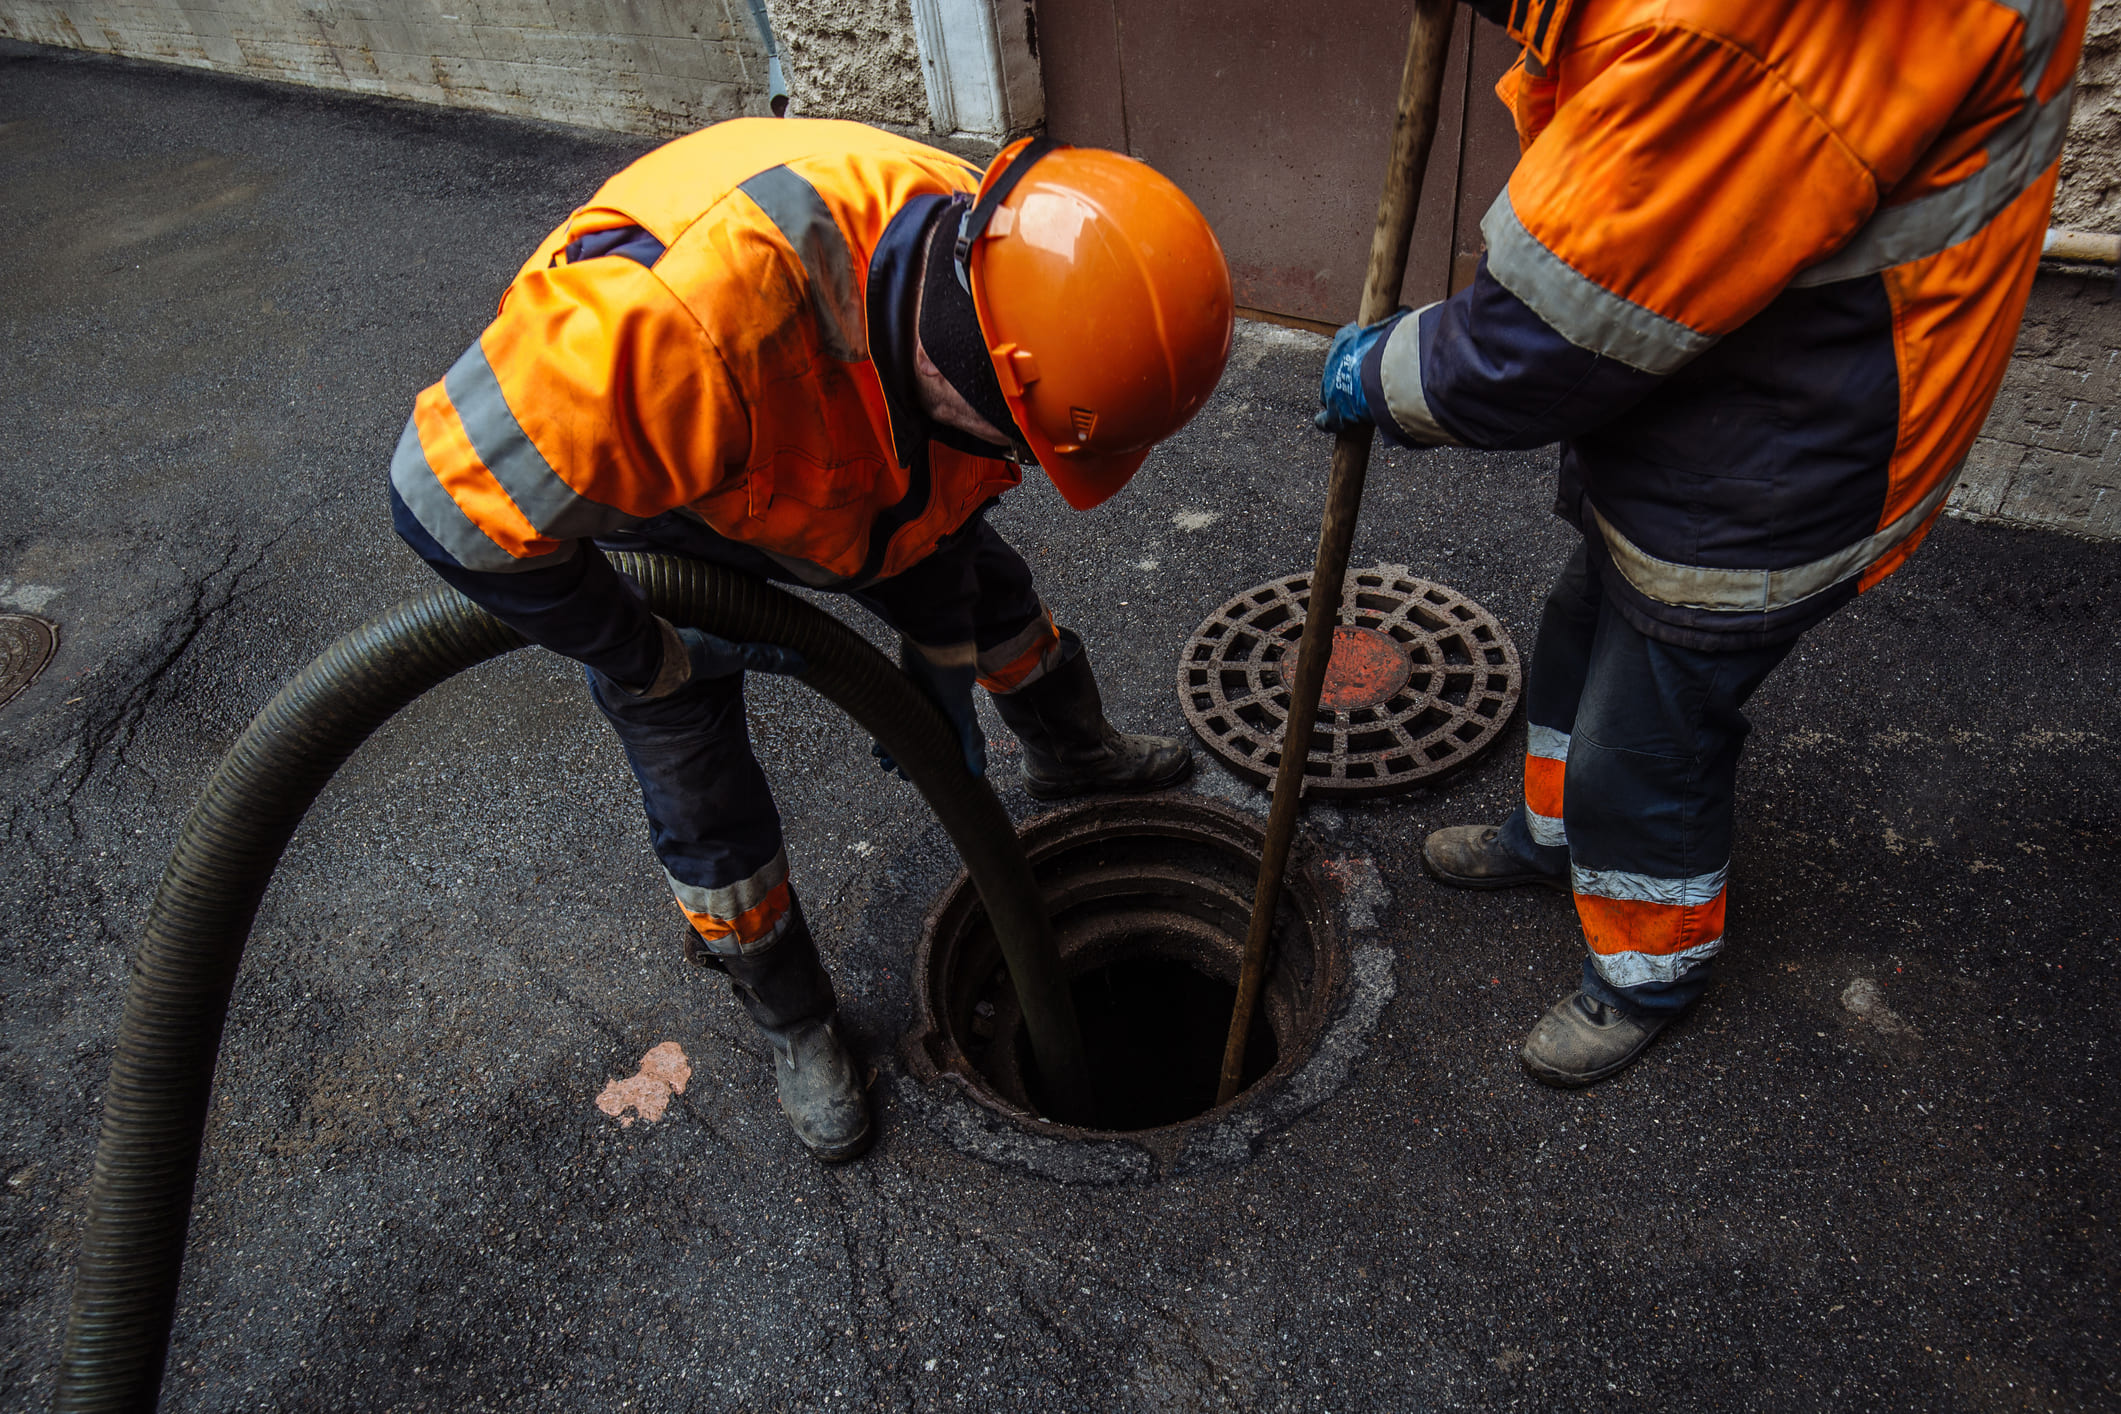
left=594, top=1041, right=692, bottom=1128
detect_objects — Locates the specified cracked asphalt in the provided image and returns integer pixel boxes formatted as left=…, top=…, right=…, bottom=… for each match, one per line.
left=4, top=41, right=2117, bottom=1413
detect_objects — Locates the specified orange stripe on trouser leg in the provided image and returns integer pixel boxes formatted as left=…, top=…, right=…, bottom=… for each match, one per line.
left=1573, top=890, right=1726, bottom=961
left=677, top=880, right=793, bottom=948
left=1523, top=754, right=1565, bottom=821
left=977, top=619, right=1063, bottom=694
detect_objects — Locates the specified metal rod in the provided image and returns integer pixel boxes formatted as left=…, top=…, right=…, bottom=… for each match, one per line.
left=1216, top=0, right=1459, bottom=1106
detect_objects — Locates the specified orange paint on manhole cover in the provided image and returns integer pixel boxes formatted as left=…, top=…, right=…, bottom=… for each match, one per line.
left=1318, top=626, right=1412, bottom=711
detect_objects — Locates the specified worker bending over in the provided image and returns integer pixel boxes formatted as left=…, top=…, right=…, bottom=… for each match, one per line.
left=1320, top=0, right=2087, bottom=1086
left=391, top=122, right=1233, bottom=1159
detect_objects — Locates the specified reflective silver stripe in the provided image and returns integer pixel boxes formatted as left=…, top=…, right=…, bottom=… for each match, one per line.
left=906, top=636, right=977, bottom=669
left=388, top=412, right=565, bottom=573
left=635, top=616, right=691, bottom=700
left=1592, top=461, right=1961, bottom=614
left=739, top=165, right=869, bottom=363
left=1527, top=809, right=1568, bottom=849
left=1999, top=0, right=2069, bottom=99
left=1571, top=863, right=1727, bottom=908
left=976, top=605, right=1056, bottom=677
left=1375, top=303, right=1461, bottom=446
left=1526, top=724, right=1570, bottom=761
left=1590, top=936, right=1723, bottom=989
left=1481, top=189, right=1717, bottom=376
left=666, top=846, right=789, bottom=922
left=1790, top=83, right=2072, bottom=288
left=443, top=339, right=637, bottom=543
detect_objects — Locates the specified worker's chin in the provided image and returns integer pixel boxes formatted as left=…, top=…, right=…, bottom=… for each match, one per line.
left=929, top=421, right=1021, bottom=461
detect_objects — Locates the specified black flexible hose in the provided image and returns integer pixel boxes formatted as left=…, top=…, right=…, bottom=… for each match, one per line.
left=56, top=554, right=1092, bottom=1413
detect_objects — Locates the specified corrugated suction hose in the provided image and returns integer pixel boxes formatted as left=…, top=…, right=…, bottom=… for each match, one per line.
left=56, top=553, right=1091, bottom=1412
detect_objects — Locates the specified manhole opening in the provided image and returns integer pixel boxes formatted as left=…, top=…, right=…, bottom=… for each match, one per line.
left=1007, top=951, right=1280, bottom=1131
left=910, top=796, right=1342, bottom=1145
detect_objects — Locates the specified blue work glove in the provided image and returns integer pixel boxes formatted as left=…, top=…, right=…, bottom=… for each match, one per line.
left=1313, top=312, right=1405, bottom=433
left=873, top=640, right=987, bottom=780
left=675, top=625, right=807, bottom=679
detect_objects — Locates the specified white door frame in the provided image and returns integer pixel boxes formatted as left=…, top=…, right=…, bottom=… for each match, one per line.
left=909, top=0, right=1043, bottom=145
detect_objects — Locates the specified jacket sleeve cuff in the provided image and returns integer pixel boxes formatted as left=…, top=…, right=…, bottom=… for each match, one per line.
left=627, top=616, right=694, bottom=699
left=1364, top=303, right=1464, bottom=448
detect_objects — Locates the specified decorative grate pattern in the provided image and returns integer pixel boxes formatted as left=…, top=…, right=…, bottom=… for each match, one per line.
left=0, top=614, right=57, bottom=711
left=1178, top=566, right=1521, bottom=797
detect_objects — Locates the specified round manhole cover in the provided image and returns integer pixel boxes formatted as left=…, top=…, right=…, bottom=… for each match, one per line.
left=1177, top=565, right=1521, bottom=796
left=0, top=614, right=57, bottom=710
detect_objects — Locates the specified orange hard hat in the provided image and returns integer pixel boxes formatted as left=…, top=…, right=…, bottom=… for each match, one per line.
left=954, top=136, right=1234, bottom=511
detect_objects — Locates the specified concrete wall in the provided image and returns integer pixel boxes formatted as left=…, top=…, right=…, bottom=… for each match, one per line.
left=0, top=0, right=777, bottom=135
left=0, top=0, right=1025, bottom=143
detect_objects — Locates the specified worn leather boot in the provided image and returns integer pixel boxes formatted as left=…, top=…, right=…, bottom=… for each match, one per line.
left=991, top=632, right=1192, bottom=800
left=1519, top=990, right=1671, bottom=1088
left=1421, top=825, right=1570, bottom=893
left=715, top=898, right=873, bottom=1162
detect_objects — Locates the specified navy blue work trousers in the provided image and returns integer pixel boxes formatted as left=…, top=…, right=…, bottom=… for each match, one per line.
left=1496, top=542, right=1795, bottom=1015
left=586, top=514, right=1048, bottom=954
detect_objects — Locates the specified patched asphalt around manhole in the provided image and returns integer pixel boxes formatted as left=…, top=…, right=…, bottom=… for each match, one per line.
left=902, top=795, right=1395, bottom=1183
left=0, top=614, right=56, bottom=710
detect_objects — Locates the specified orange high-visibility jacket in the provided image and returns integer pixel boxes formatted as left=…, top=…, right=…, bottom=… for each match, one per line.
left=391, top=120, right=1020, bottom=590
left=1370, top=0, right=2087, bottom=647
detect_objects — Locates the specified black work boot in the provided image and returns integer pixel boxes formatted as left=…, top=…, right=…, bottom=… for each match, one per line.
left=1421, top=825, right=1570, bottom=893
left=713, top=897, right=873, bottom=1162
left=990, top=630, right=1192, bottom=800
left=1519, top=990, right=1671, bottom=1088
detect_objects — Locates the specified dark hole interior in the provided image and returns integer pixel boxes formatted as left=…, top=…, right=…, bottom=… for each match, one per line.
left=1015, top=955, right=1280, bottom=1131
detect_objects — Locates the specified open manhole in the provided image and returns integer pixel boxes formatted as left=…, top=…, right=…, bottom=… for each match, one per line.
left=0, top=614, right=57, bottom=710
left=906, top=796, right=1343, bottom=1168
left=1177, top=564, right=1521, bottom=796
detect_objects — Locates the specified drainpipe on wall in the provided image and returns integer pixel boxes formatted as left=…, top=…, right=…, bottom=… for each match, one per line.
left=909, top=0, right=1043, bottom=149
left=2043, top=226, right=2121, bottom=269
left=743, top=0, right=791, bottom=116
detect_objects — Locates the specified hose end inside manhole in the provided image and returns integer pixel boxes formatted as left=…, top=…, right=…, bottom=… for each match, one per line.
left=906, top=795, right=1342, bottom=1160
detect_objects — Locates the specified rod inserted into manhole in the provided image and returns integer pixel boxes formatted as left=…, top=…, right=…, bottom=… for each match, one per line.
left=57, top=555, right=1093, bottom=1414
left=1216, top=0, right=1459, bottom=1106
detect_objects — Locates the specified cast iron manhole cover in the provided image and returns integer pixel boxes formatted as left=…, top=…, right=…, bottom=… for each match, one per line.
left=0, top=614, right=57, bottom=711
left=1178, top=565, right=1521, bottom=796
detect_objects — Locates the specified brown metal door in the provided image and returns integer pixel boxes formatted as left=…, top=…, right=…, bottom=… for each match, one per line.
left=1036, top=0, right=1523, bottom=326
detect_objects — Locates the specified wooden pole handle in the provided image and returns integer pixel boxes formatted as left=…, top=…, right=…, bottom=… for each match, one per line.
left=1216, top=0, right=1459, bottom=1106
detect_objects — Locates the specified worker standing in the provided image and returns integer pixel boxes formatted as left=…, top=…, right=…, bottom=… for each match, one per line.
left=1319, top=0, right=2088, bottom=1086
left=391, top=121, right=1233, bottom=1159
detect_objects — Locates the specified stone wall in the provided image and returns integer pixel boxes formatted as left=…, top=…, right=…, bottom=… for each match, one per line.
left=2056, top=0, right=2121, bottom=228
left=763, top=0, right=925, bottom=128
left=1952, top=0, right=2121, bottom=539
left=1954, top=272, right=2121, bottom=539
left=0, top=0, right=776, bottom=135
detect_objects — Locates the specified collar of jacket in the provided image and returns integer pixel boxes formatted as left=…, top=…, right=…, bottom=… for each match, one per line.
left=1505, top=0, right=1577, bottom=67
left=866, top=192, right=1020, bottom=470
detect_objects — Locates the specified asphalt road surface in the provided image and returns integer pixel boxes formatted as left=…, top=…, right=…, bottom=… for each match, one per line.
left=3, top=41, right=2115, bottom=1412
